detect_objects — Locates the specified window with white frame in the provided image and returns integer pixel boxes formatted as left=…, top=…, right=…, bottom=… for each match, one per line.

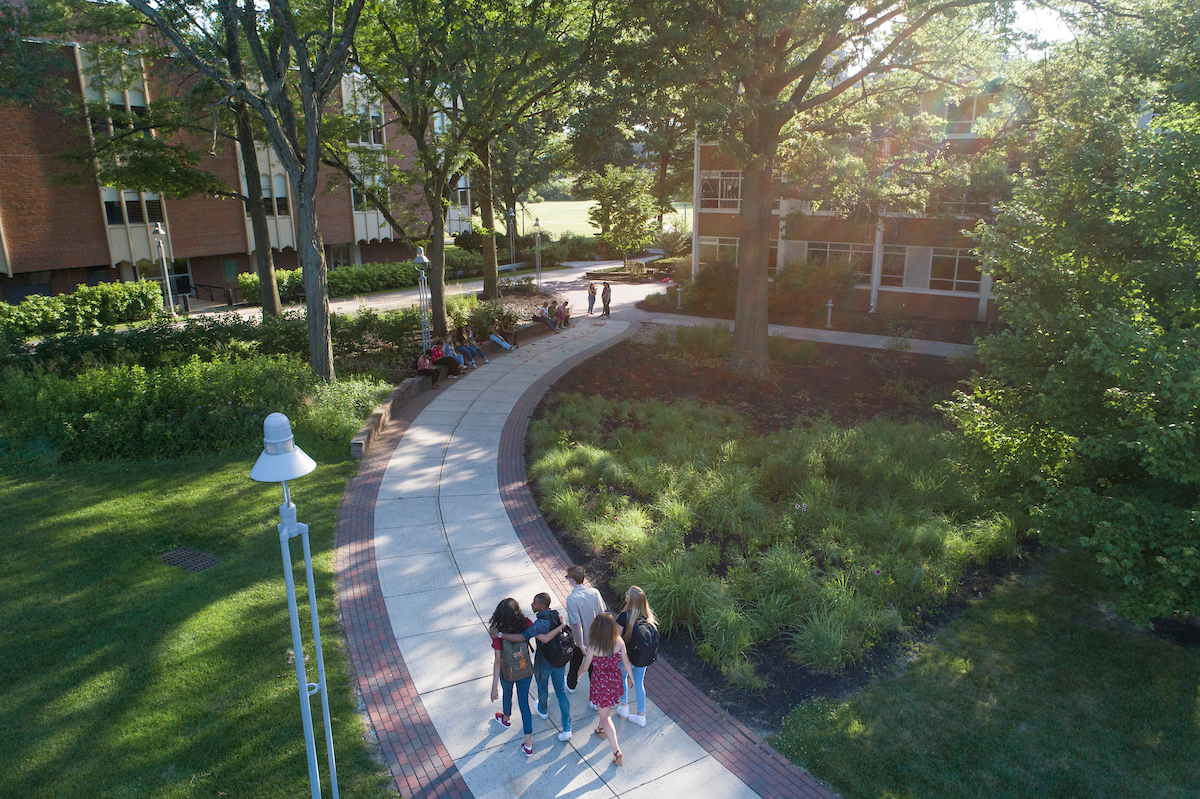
left=698, top=236, right=739, bottom=265
left=806, top=242, right=875, bottom=286
left=700, top=171, right=741, bottom=210
left=102, top=187, right=124, bottom=225
left=881, top=245, right=906, bottom=286
left=260, top=175, right=274, bottom=216
left=273, top=175, right=289, bottom=216
left=930, top=247, right=982, bottom=292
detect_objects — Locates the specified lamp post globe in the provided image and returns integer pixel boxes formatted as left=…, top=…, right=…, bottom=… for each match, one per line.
left=533, top=217, right=542, bottom=291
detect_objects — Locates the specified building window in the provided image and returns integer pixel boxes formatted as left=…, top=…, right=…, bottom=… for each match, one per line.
left=881, top=245, right=906, bottom=287
left=806, top=242, right=875, bottom=286
left=260, top=175, right=274, bottom=216
left=698, top=236, right=739, bottom=266
left=144, top=193, right=164, bottom=224
left=329, top=245, right=350, bottom=268
left=124, top=191, right=144, bottom=224
left=104, top=199, right=124, bottom=225
left=352, top=185, right=367, bottom=211
left=930, top=247, right=982, bottom=292
left=273, top=175, right=289, bottom=216
left=700, top=171, right=741, bottom=210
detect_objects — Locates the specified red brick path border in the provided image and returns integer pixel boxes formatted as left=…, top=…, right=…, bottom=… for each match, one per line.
left=337, top=385, right=474, bottom=799
left=497, top=321, right=840, bottom=799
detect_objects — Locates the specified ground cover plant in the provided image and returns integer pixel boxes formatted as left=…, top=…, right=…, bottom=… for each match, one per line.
left=527, top=327, right=1011, bottom=687
left=0, top=452, right=395, bottom=799
left=772, top=549, right=1199, bottom=799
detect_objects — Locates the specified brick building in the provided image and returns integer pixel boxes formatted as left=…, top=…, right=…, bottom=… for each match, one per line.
left=0, top=43, right=421, bottom=305
left=689, top=93, right=1002, bottom=322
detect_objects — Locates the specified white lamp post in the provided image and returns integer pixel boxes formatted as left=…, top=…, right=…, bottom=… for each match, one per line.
left=152, top=222, right=177, bottom=317
left=533, top=217, right=542, bottom=292
left=250, top=413, right=339, bottom=799
left=506, top=207, right=516, bottom=269
left=414, top=246, right=431, bottom=353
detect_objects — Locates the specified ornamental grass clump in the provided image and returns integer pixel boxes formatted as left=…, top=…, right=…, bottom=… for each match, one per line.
left=529, top=395, right=1024, bottom=683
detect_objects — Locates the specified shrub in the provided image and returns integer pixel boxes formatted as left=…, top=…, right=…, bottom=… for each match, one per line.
left=0, top=281, right=162, bottom=342
left=769, top=257, right=858, bottom=317
left=686, top=260, right=737, bottom=314
left=546, top=234, right=600, bottom=262
left=443, top=248, right=484, bottom=278
left=467, top=301, right=518, bottom=336
left=326, top=262, right=418, bottom=297
left=0, top=355, right=315, bottom=461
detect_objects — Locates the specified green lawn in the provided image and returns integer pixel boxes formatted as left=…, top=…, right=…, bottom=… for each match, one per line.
left=495, top=200, right=694, bottom=239
left=0, top=454, right=394, bottom=799
left=773, top=548, right=1200, bottom=799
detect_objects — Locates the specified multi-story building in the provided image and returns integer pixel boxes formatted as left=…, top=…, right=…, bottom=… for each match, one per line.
left=690, top=92, right=1003, bottom=322
left=0, top=43, right=419, bottom=305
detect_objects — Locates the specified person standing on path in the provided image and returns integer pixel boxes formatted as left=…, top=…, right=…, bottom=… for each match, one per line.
left=601, top=282, right=612, bottom=316
left=587, top=282, right=597, bottom=315
left=564, top=565, right=606, bottom=693
left=496, top=592, right=574, bottom=742
left=489, top=599, right=535, bottom=756
left=579, top=614, right=634, bottom=767
left=616, top=586, right=658, bottom=727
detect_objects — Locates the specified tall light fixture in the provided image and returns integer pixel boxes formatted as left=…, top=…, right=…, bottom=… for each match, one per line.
left=250, top=413, right=339, bottom=799
left=414, top=246, right=431, bottom=353
left=533, top=217, right=542, bottom=291
left=152, top=222, right=177, bottom=317
left=506, top=207, right=516, bottom=269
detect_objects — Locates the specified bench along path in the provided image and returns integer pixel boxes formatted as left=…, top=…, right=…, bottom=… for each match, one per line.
left=337, top=314, right=838, bottom=798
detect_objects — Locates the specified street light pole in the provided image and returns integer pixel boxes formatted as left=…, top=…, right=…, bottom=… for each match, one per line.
left=506, top=208, right=516, bottom=269
left=153, top=223, right=177, bottom=317
left=533, top=217, right=542, bottom=292
left=414, top=246, right=431, bottom=353
left=250, top=414, right=339, bottom=799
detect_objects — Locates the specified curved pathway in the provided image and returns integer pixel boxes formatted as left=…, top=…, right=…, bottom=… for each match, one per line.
left=338, top=308, right=839, bottom=798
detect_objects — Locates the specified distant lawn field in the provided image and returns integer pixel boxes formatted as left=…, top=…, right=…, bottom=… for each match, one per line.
left=484, top=200, right=693, bottom=239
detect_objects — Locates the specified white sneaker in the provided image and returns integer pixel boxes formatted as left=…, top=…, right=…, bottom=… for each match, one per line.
left=557, top=730, right=573, bottom=742
left=588, top=701, right=598, bottom=711
left=631, top=714, right=646, bottom=727
left=616, top=704, right=630, bottom=719
left=535, top=703, right=549, bottom=720
left=566, top=686, right=575, bottom=694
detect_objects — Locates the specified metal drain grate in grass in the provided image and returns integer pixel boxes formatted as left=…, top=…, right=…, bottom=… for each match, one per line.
left=160, top=547, right=219, bottom=572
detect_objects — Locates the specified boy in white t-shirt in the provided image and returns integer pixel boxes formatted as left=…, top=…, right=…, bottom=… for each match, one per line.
left=564, top=565, right=606, bottom=692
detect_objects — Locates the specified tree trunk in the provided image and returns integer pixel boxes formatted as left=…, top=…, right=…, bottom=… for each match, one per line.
left=731, top=147, right=775, bottom=377
left=234, top=101, right=282, bottom=316
left=656, top=139, right=671, bottom=227
left=295, top=178, right=334, bottom=381
left=427, top=192, right=449, bottom=338
left=474, top=140, right=499, bottom=300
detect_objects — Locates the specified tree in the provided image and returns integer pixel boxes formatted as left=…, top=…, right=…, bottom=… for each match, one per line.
left=586, top=166, right=658, bottom=268
left=637, top=0, right=1016, bottom=375
left=130, top=0, right=368, bottom=380
left=492, top=119, right=571, bottom=222
left=944, top=7, right=1200, bottom=623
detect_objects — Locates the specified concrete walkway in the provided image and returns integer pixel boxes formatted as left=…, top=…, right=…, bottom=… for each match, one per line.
left=338, top=300, right=840, bottom=798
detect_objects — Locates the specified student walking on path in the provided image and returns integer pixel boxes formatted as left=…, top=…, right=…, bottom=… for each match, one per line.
left=564, top=565, right=606, bottom=693
left=616, top=585, right=659, bottom=727
left=496, top=592, right=575, bottom=742
left=580, top=614, right=635, bottom=767
left=489, top=599, right=535, bottom=756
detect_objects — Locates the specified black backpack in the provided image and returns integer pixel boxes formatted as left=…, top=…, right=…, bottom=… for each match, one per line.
left=627, top=618, right=659, bottom=668
left=537, top=610, right=575, bottom=669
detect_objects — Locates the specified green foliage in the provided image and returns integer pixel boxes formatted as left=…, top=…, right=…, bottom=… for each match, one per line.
left=684, top=260, right=737, bottom=314
left=0, top=281, right=162, bottom=342
left=467, top=300, right=519, bottom=335
left=237, top=262, right=419, bottom=305
left=585, top=166, right=659, bottom=266
left=529, top=392, right=1022, bottom=680
left=944, top=44, right=1200, bottom=622
left=768, top=257, right=858, bottom=317
left=0, top=356, right=314, bottom=461
left=444, top=247, right=485, bottom=277
left=545, top=233, right=601, bottom=262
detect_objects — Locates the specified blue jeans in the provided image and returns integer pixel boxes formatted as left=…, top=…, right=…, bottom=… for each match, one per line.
left=490, top=333, right=513, bottom=350
left=534, top=659, right=571, bottom=733
left=456, top=344, right=483, bottom=362
left=621, top=665, right=647, bottom=713
left=501, top=675, right=533, bottom=735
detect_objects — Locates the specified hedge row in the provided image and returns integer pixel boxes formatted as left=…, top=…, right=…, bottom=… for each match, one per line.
left=238, top=262, right=420, bottom=305
left=0, top=355, right=315, bottom=461
left=0, top=281, right=162, bottom=342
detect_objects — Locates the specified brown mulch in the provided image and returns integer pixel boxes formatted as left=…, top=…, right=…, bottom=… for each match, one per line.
left=528, top=332, right=1002, bottom=738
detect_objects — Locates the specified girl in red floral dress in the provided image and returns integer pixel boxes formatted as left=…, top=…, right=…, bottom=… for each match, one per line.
left=578, top=614, right=634, bottom=766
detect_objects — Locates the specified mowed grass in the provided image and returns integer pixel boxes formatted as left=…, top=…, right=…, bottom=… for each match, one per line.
left=0, top=454, right=394, bottom=799
left=494, top=200, right=694, bottom=239
left=773, top=548, right=1200, bottom=799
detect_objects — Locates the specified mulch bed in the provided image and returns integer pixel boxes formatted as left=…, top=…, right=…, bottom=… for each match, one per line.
left=527, top=333, right=1005, bottom=737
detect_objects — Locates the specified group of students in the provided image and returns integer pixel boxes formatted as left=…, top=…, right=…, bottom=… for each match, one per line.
left=586, top=282, right=612, bottom=317
left=415, top=321, right=522, bottom=388
left=489, top=565, right=659, bottom=764
left=539, top=300, right=571, bottom=333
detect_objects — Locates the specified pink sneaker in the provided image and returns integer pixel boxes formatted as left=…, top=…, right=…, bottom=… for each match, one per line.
left=494, top=712, right=511, bottom=728
left=522, top=743, right=534, bottom=757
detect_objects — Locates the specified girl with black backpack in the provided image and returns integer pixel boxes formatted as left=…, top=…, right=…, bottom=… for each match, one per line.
left=615, top=586, right=659, bottom=727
